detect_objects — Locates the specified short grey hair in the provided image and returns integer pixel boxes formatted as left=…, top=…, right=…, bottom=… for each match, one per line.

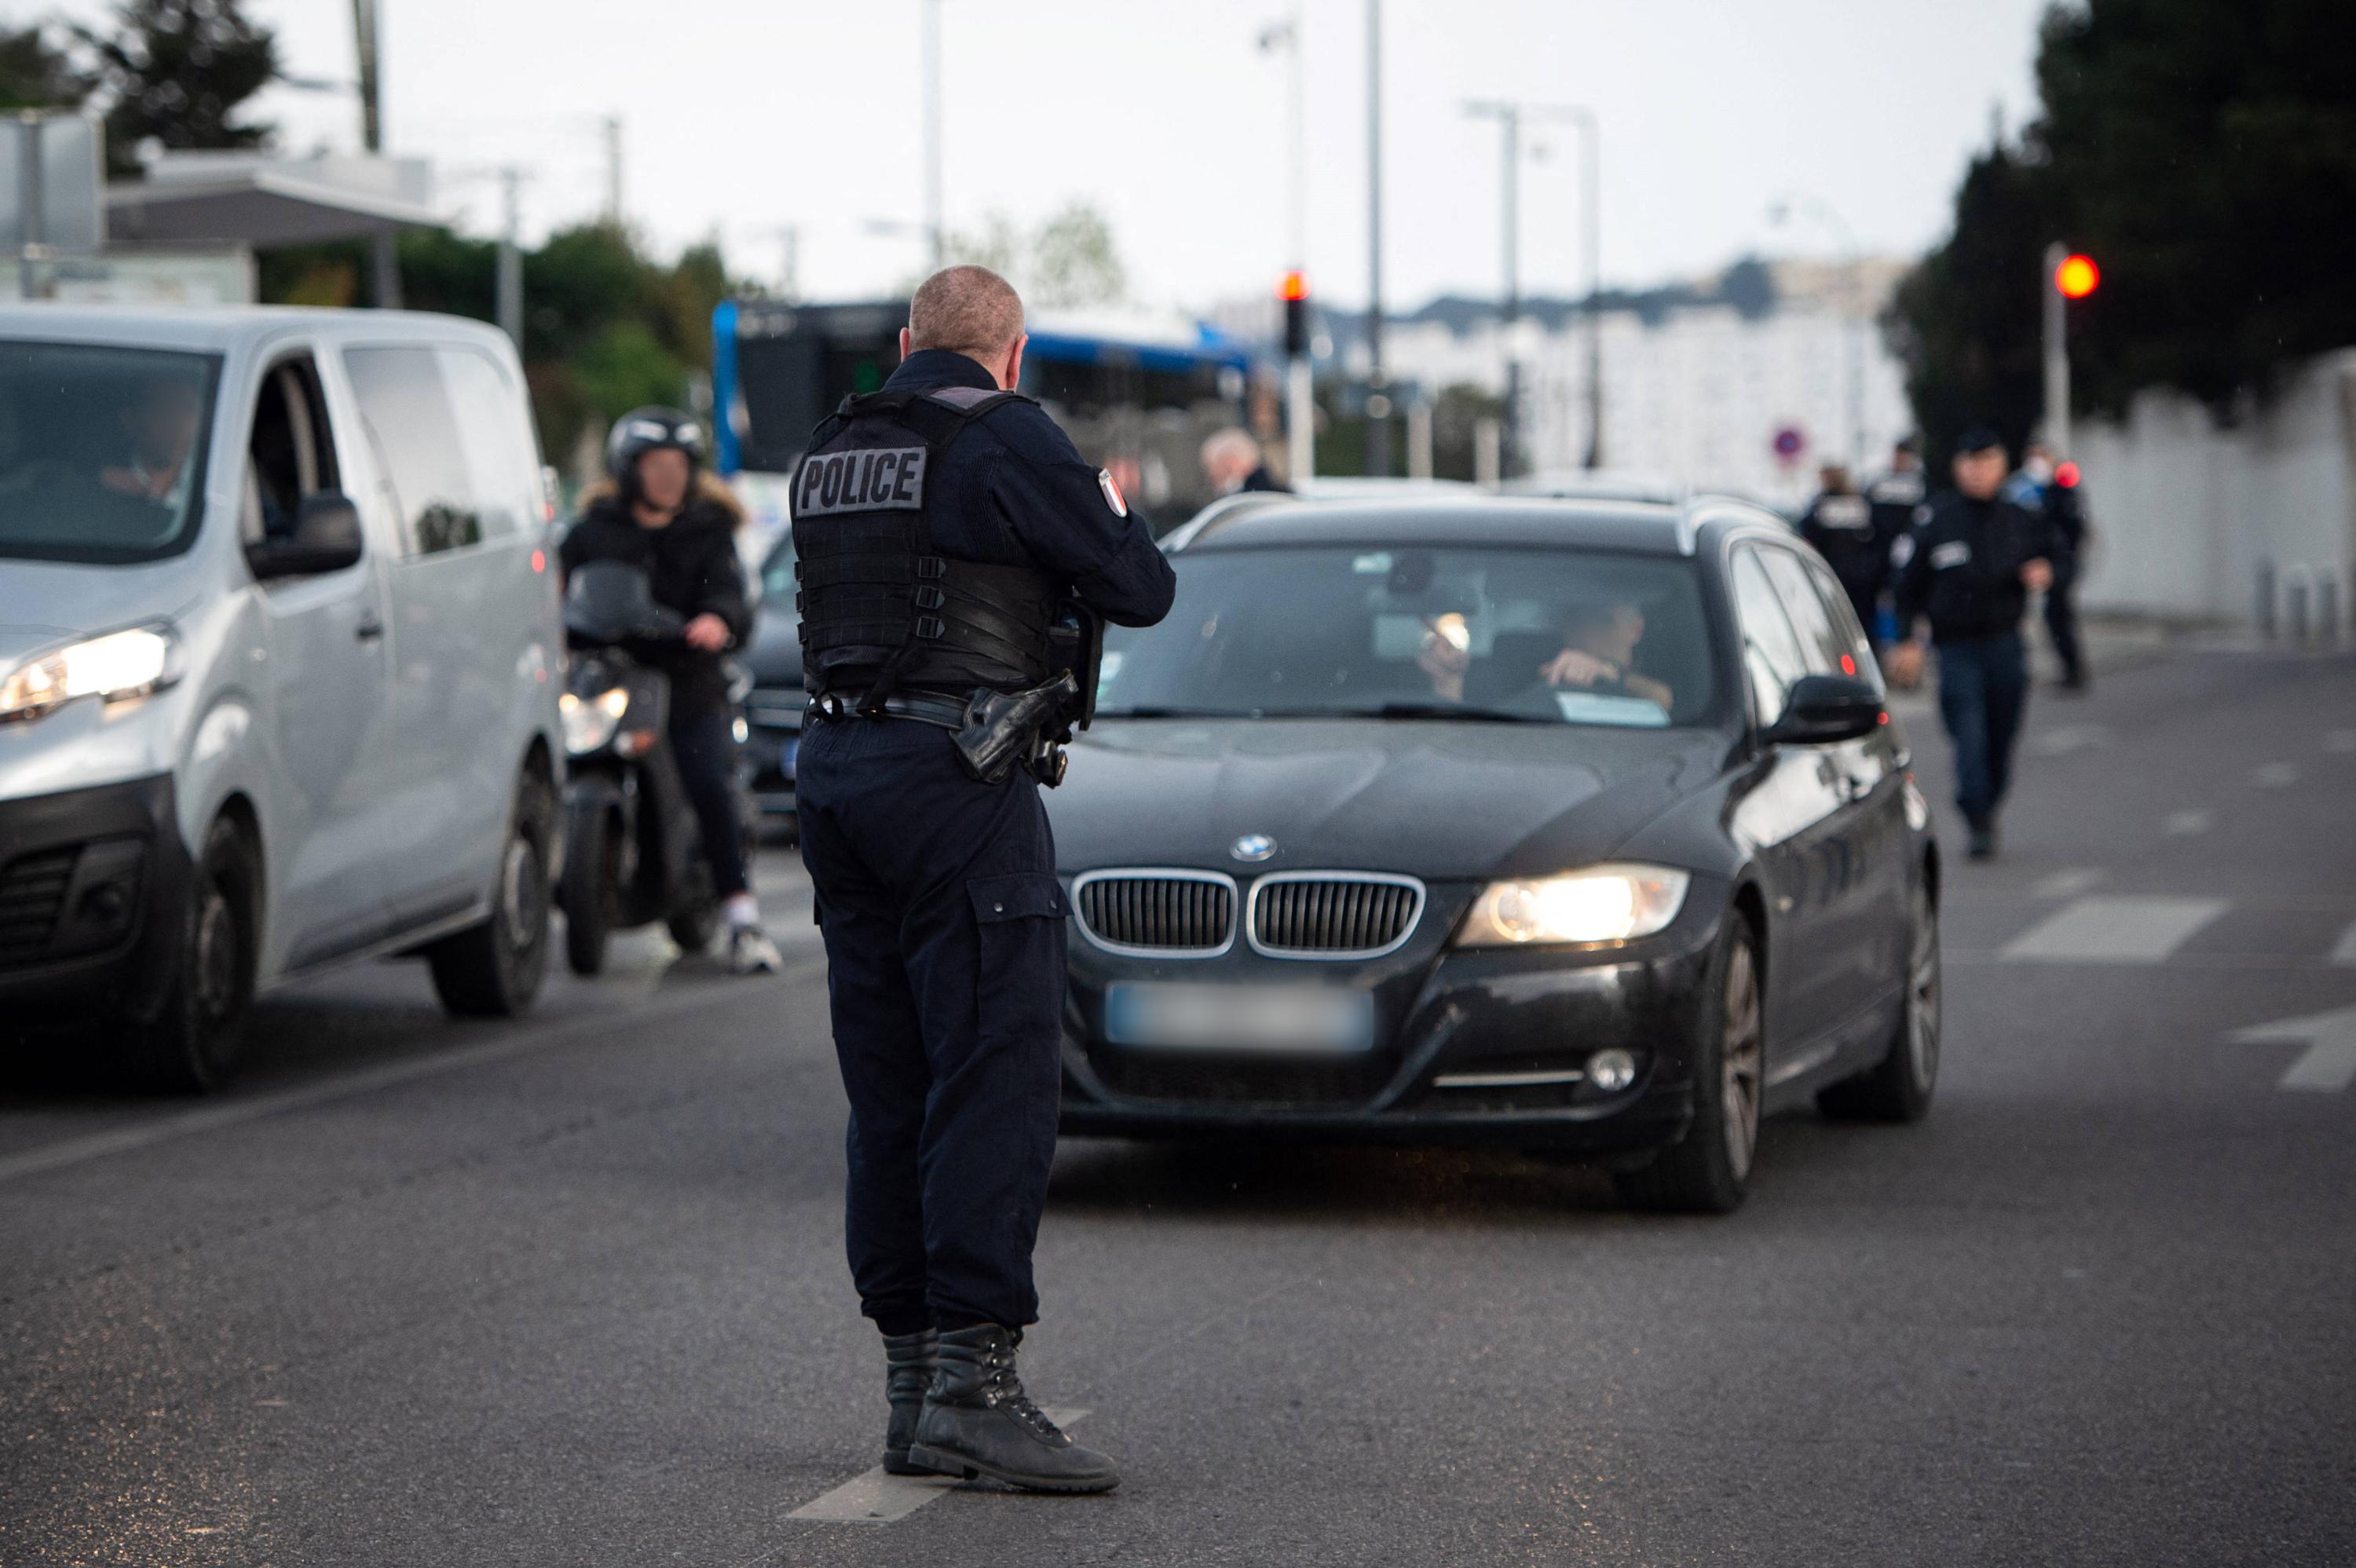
left=909, top=265, right=1026, bottom=360
left=1201, top=428, right=1261, bottom=470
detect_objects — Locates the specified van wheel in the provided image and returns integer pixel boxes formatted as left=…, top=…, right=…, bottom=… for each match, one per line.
left=559, top=803, right=617, bottom=978
left=429, top=772, right=553, bottom=1018
left=122, top=817, right=259, bottom=1093
left=1614, top=919, right=1762, bottom=1215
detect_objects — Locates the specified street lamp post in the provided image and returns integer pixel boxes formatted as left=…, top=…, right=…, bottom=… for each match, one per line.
left=1464, top=101, right=1595, bottom=477
left=1364, top=0, right=1388, bottom=477
left=1259, top=10, right=1312, bottom=484
left=921, top=0, right=945, bottom=270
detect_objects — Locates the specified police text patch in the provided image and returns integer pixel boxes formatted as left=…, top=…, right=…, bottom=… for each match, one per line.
left=1929, top=540, right=1973, bottom=569
left=794, top=447, right=927, bottom=518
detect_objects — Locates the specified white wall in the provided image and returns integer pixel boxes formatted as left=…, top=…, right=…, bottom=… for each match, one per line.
left=2076, top=350, right=2356, bottom=627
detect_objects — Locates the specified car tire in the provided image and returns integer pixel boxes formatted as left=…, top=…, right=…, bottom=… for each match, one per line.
left=1615, top=918, right=1764, bottom=1215
left=559, top=802, right=616, bottom=978
left=1817, top=881, right=1941, bottom=1123
left=429, top=769, right=554, bottom=1018
left=120, top=816, right=261, bottom=1094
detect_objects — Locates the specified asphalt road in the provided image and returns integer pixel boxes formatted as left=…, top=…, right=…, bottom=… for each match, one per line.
left=3, top=641, right=2353, bottom=1567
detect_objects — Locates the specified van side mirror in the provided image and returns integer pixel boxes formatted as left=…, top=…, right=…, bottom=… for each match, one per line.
left=247, top=492, right=364, bottom=580
left=1764, top=672, right=1883, bottom=745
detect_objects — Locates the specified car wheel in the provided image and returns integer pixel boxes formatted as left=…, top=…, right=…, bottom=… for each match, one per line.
left=1615, top=919, right=1763, bottom=1215
left=121, top=816, right=259, bottom=1093
left=559, top=802, right=617, bottom=978
left=1817, top=881, right=1941, bottom=1122
left=429, top=770, right=554, bottom=1018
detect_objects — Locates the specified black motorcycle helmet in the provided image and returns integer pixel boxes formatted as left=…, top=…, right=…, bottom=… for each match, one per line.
left=605, top=406, right=707, bottom=504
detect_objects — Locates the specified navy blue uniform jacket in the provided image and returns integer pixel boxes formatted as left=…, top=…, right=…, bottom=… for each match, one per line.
left=877, top=348, right=1176, bottom=630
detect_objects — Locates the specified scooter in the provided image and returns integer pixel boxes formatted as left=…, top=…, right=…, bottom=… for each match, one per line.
left=554, top=561, right=726, bottom=976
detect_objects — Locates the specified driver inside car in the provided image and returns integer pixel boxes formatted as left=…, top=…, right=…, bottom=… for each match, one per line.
left=1416, top=599, right=1673, bottom=715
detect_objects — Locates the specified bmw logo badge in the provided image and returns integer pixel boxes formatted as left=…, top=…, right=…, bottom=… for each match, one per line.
left=1231, top=833, right=1276, bottom=862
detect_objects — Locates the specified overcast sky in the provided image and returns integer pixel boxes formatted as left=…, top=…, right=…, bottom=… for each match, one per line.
left=28, top=0, right=2054, bottom=310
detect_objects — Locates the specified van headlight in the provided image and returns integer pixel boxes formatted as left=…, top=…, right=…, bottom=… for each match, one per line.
left=560, top=686, right=630, bottom=755
left=0, top=625, right=181, bottom=724
left=1456, top=864, right=1691, bottom=947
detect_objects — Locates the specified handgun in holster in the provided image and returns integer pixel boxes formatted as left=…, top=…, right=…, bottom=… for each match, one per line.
left=951, top=601, right=1102, bottom=788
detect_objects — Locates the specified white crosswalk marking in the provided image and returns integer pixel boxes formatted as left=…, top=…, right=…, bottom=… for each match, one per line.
left=787, top=1408, right=1090, bottom=1523
left=2162, top=810, right=2215, bottom=836
left=2000, top=896, right=2229, bottom=964
left=2331, top=923, right=2356, bottom=968
left=2032, top=868, right=2106, bottom=899
left=2253, top=762, right=2300, bottom=788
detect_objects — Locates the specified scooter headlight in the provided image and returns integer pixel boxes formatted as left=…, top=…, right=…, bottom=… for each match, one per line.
left=560, top=685, right=630, bottom=755
left=0, top=624, right=182, bottom=724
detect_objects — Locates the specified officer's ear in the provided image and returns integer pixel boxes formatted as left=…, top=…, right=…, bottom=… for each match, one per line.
left=899, top=327, right=913, bottom=363
left=999, top=334, right=1027, bottom=392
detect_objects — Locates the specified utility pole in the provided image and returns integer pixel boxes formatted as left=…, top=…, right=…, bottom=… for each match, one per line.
left=1467, top=101, right=1592, bottom=476
left=1363, top=0, right=1389, bottom=477
left=496, top=166, right=524, bottom=349
left=1260, top=10, right=1312, bottom=484
left=921, top=0, right=945, bottom=270
left=350, top=0, right=400, bottom=308
left=1575, top=108, right=1601, bottom=470
left=602, top=115, right=623, bottom=227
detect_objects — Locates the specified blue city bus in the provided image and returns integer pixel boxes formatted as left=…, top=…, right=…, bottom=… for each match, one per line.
left=712, top=298, right=1253, bottom=542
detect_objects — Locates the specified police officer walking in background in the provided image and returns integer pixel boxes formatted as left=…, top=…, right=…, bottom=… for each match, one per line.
left=1798, top=462, right=1887, bottom=651
left=2014, top=440, right=2093, bottom=691
left=790, top=266, right=1176, bottom=1493
left=1888, top=428, right=2059, bottom=861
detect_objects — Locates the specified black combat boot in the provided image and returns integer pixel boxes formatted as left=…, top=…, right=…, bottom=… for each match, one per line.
left=881, top=1328, right=939, bottom=1475
left=906, top=1324, right=1119, bottom=1493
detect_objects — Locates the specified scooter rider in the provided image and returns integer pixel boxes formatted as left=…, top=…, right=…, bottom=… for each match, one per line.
left=559, top=408, right=784, bottom=974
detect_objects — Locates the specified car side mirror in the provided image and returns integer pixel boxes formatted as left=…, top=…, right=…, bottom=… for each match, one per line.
left=247, top=492, right=364, bottom=580
left=1764, top=672, right=1883, bottom=745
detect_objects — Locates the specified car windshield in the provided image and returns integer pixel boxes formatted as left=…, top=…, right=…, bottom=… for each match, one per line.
left=1100, top=543, right=1718, bottom=727
left=0, top=341, right=222, bottom=564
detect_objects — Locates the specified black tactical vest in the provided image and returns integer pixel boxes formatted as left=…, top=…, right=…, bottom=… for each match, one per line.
left=791, top=387, right=1059, bottom=707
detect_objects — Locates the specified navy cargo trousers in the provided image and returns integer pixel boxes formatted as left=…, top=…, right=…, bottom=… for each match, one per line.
left=794, top=712, right=1067, bottom=1334
left=1934, top=630, right=2030, bottom=826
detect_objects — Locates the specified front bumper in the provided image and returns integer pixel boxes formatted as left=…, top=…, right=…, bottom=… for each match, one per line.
left=0, top=772, right=190, bottom=1022
left=744, top=685, right=803, bottom=825
left=1058, top=874, right=1727, bottom=1153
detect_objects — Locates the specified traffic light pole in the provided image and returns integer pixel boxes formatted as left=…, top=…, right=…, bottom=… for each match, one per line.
left=2043, top=240, right=2071, bottom=458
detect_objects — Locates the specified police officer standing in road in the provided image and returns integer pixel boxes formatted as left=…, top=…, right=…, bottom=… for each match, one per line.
left=1888, top=428, right=2060, bottom=861
left=1864, top=438, right=1929, bottom=597
left=791, top=265, right=1176, bottom=1494
left=2014, top=440, right=2093, bottom=692
left=1797, top=463, right=1886, bottom=650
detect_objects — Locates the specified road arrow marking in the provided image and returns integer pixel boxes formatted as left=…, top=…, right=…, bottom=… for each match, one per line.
left=2231, top=1005, right=2356, bottom=1092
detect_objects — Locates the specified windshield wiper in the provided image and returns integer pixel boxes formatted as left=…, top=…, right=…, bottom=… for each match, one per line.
left=1094, top=704, right=1256, bottom=718
left=1356, top=701, right=1549, bottom=723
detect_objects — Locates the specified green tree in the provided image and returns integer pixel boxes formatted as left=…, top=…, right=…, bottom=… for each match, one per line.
left=1029, top=200, right=1125, bottom=310
left=1885, top=144, right=2058, bottom=466
left=2032, top=0, right=2356, bottom=414
left=77, top=0, right=278, bottom=177
left=0, top=24, right=91, bottom=109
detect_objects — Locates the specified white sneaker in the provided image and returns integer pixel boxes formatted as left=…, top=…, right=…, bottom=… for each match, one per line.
left=728, top=924, right=784, bottom=974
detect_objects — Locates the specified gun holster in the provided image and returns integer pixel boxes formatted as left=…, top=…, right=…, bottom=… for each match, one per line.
left=953, top=672, right=1081, bottom=788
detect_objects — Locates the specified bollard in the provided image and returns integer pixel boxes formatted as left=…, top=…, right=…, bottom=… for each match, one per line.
left=2285, top=565, right=2312, bottom=645
left=2255, top=558, right=2277, bottom=638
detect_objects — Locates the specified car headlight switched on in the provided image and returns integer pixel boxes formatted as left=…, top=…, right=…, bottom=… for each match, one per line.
left=1456, top=864, right=1692, bottom=948
left=559, top=685, right=629, bottom=755
left=0, top=625, right=181, bottom=724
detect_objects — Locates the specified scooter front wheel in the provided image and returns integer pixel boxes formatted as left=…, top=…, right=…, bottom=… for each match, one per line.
left=560, top=800, right=616, bottom=977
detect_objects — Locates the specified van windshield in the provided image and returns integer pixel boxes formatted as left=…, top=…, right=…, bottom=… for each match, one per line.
left=0, top=341, right=221, bottom=564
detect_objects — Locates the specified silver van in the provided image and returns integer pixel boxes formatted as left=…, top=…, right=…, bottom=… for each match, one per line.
left=0, top=306, right=565, bottom=1089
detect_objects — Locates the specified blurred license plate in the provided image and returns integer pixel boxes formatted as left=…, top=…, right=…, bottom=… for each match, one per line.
left=1103, top=982, right=1374, bottom=1054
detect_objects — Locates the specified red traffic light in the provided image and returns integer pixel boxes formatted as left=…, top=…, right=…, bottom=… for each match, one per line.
left=2054, top=254, right=2100, bottom=300
left=2055, top=461, right=2080, bottom=489
left=1278, top=269, right=1309, bottom=302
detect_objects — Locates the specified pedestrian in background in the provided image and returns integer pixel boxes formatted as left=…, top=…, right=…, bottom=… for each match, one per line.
left=1798, top=462, right=1887, bottom=649
left=2014, top=440, right=2093, bottom=692
left=792, top=265, right=1176, bottom=1493
left=1200, top=427, right=1288, bottom=496
left=1887, top=428, right=2059, bottom=861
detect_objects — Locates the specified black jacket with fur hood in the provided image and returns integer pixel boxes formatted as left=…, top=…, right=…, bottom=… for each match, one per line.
left=558, top=473, right=752, bottom=714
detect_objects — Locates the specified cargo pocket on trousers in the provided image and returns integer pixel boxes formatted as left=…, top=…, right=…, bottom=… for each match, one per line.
left=966, top=872, right=1069, bottom=1054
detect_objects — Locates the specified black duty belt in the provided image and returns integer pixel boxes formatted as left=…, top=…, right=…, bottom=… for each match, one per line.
left=807, top=690, right=970, bottom=729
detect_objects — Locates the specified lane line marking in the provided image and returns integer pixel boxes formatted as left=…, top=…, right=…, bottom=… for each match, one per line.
left=2025, top=724, right=2109, bottom=757
left=786, top=1408, right=1088, bottom=1524
left=0, top=958, right=828, bottom=1186
left=2231, top=1007, right=2356, bottom=1093
left=2332, top=923, right=2356, bottom=969
left=2324, top=729, right=2356, bottom=755
left=1999, top=895, right=2228, bottom=964
left=2162, top=809, right=2215, bottom=837
left=2253, top=762, right=2300, bottom=788
left=2030, top=868, right=2105, bottom=899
